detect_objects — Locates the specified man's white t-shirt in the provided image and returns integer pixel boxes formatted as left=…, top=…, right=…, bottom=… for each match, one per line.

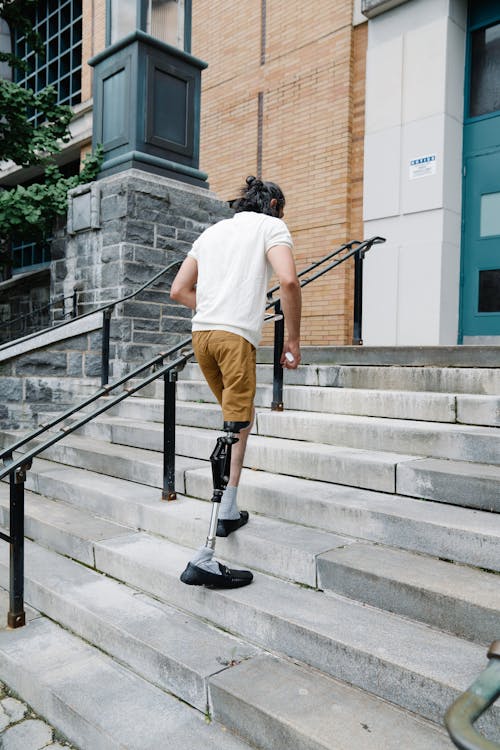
left=188, top=211, right=293, bottom=349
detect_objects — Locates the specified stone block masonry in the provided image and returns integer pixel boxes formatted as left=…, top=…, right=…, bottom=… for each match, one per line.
left=55, top=170, right=232, bottom=378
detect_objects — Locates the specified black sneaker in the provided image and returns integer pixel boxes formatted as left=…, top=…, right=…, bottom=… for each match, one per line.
left=180, top=561, right=253, bottom=588
left=216, top=511, right=249, bottom=537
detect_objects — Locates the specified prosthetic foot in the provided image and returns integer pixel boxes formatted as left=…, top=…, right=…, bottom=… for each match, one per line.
left=180, top=421, right=253, bottom=588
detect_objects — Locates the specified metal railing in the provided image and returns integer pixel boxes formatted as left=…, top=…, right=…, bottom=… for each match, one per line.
left=0, top=260, right=183, bottom=386
left=266, top=235, right=385, bottom=410
left=0, top=291, right=78, bottom=344
left=0, top=235, right=385, bottom=629
left=445, top=641, right=500, bottom=750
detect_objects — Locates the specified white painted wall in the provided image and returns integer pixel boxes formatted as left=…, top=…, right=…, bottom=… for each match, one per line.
left=362, top=0, right=467, bottom=344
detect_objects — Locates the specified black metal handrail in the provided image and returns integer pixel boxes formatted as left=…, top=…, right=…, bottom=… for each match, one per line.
left=445, top=641, right=500, bottom=750
left=0, top=259, right=183, bottom=386
left=266, top=235, right=385, bottom=410
left=0, top=235, right=385, bottom=629
left=0, top=291, right=78, bottom=335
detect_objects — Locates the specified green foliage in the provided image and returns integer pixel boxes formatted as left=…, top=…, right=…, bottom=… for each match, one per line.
left=0, top=81, right=73, bottom=165
left=0, top=146, right=104, bottom=241
left=0, top=1, right=103, bottom=278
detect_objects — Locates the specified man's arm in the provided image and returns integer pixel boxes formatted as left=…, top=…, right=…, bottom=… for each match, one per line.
left=170, top=256, right=198, bottom=310
left=267, top=244, right=301, bottom=369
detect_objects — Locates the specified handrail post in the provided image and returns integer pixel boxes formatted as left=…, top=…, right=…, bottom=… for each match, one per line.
left=271, top=302, right=284, bottom=411
left=101, top=308, right=112, bottom=386
left=72, top=288, right=78, bottom=318
left=8, top=460, right=30, bottom=629
left=352, top=246, right=364, bottom=345
left=162, top=369, right=177, bottom=501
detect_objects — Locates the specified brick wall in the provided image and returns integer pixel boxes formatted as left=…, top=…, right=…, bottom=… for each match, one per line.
left=192, top=1, right=368, bottom=346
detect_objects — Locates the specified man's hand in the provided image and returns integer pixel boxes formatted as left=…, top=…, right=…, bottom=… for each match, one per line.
left=281, top=341, right=301, bottom=369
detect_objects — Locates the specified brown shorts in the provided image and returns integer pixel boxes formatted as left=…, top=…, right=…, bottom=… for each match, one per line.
left=192, top=330, right=256, bottom=422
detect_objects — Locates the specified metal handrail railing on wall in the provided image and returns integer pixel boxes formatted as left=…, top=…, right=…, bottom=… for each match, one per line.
left=0, top=259, right=184, bottom=386
left=0, top=290, right=78, bottom=343
left=266, top=235, right=386, bottom=410
left=0, top=235, right=385, bottom=629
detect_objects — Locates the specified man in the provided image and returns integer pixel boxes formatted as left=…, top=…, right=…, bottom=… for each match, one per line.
left=170, top=175, right=301, bottom=588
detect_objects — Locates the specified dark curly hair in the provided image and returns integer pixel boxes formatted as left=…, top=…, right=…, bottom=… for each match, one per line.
left=233, top=176, right=285, bottom=218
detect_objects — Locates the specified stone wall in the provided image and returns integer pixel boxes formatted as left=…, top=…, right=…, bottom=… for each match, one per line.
left=56, top=169, right=231, bottom=377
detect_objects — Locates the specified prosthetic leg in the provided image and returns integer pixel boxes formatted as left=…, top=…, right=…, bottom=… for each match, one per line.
left=180, top=421, right=254, bottom=588
left=205, top=421, right=249, bottom=549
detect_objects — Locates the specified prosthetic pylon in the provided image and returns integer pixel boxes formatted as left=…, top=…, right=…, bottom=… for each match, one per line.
left=205, top=420, right=249, bottom=550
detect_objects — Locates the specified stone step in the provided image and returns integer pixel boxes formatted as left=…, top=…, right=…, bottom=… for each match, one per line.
left=133, top=374, right=500, bottom=426
left=255, top=409, right=500, bottom=465
left=0, top=572, right=454, bottom=750
left=17, top=429, right=500, bottom=574
left=126, top=384, right=460, bottom=423
left=210, top=655, right=454, bottom=750
left=0, top=474, right=349, bottom=588
left=68, top=418, right=415, bottom=494
left=316, top=543, right=500, bottom=645
left=255, top=345, right=500, bottom=367
left=396, top=457, right=500, bottom=512
left=87, top=530, right=498, bottom=736
left=175, top=361, right=500, bottom=395
left=0, top=615, right=254, bottom=750
left=184, top=466, right=500, bottom=573
left=0, top=537, right=259, bottom=714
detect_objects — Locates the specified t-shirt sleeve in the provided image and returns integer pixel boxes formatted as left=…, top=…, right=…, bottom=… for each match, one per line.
left=187, top=237, right=200, bottom=261
left=265, top=218, right=293, bottom=253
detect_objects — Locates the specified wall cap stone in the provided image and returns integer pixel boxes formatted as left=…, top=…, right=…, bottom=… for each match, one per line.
left=0, top=312, right=102, bottom=364
left=362, top=0, right=412, bottom=18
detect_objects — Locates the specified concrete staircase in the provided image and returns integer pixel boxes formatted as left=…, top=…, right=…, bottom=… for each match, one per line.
left=0, top=348, right=499, bottom=749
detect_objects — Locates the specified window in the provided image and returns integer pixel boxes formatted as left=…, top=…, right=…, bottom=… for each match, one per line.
left=109, top=0, right=187, bottom=50
left=13, top=0, right=83, bottom=122
left=469, top=21, right=500, bottom=118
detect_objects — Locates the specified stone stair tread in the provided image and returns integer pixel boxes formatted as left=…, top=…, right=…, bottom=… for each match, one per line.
left=185, top=465, right=500, bottom=572
left=127, top=385, right=460, bottom=423
left=210, top=654, right=454, bottom=750
left=256, top=409, right=500, bottom=464
left=68, top=417, right=418, bottom=493
left=1, top=466, right=351, bottom=586
left=0, top=537, right=259, bottom=713
left=0, top=614, right=254, bottom=750
left=396, top=457, right=500, bottom=512
left=89, top=530, right=499, bottom=730
left=18, top=447, right=500, bottom=576
left=317, top=543, right=500, bottom=644
left=177, top=361, right=500, bottom=394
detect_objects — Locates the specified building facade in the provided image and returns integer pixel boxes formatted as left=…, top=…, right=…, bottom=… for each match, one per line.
left=1, top=0, right=499, bottom=346
left=362, top=0, right=500, bottom=345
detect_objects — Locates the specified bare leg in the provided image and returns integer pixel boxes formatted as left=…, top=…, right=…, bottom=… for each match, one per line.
left=227, top=408, right=254, bottom=488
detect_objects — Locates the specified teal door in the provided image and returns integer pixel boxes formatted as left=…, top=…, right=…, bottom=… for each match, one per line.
left=461, top=151, right=500, bottom=337
left=460, top=2, right=500, bottom=340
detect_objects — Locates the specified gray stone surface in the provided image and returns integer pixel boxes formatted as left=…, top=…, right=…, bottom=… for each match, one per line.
left=255, top=409, right=500, bottom=465
left=0, top=539, right=258, bottom=714
left=209, top=655, right=453, bottom=750
left=0, top=617, right=253, bottom=750
left=1, top=719, right=53, bottom=750
left=317, top=544, right=500, bottom=644
left=91, top=532, right=498, bottom=734
left=0, top=681, right=76, bottom=750
left=396, top=458, right=500, bottom=512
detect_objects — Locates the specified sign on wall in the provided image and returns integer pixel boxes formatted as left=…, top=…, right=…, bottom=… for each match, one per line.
left=409, top=155, right=437, bottom=180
